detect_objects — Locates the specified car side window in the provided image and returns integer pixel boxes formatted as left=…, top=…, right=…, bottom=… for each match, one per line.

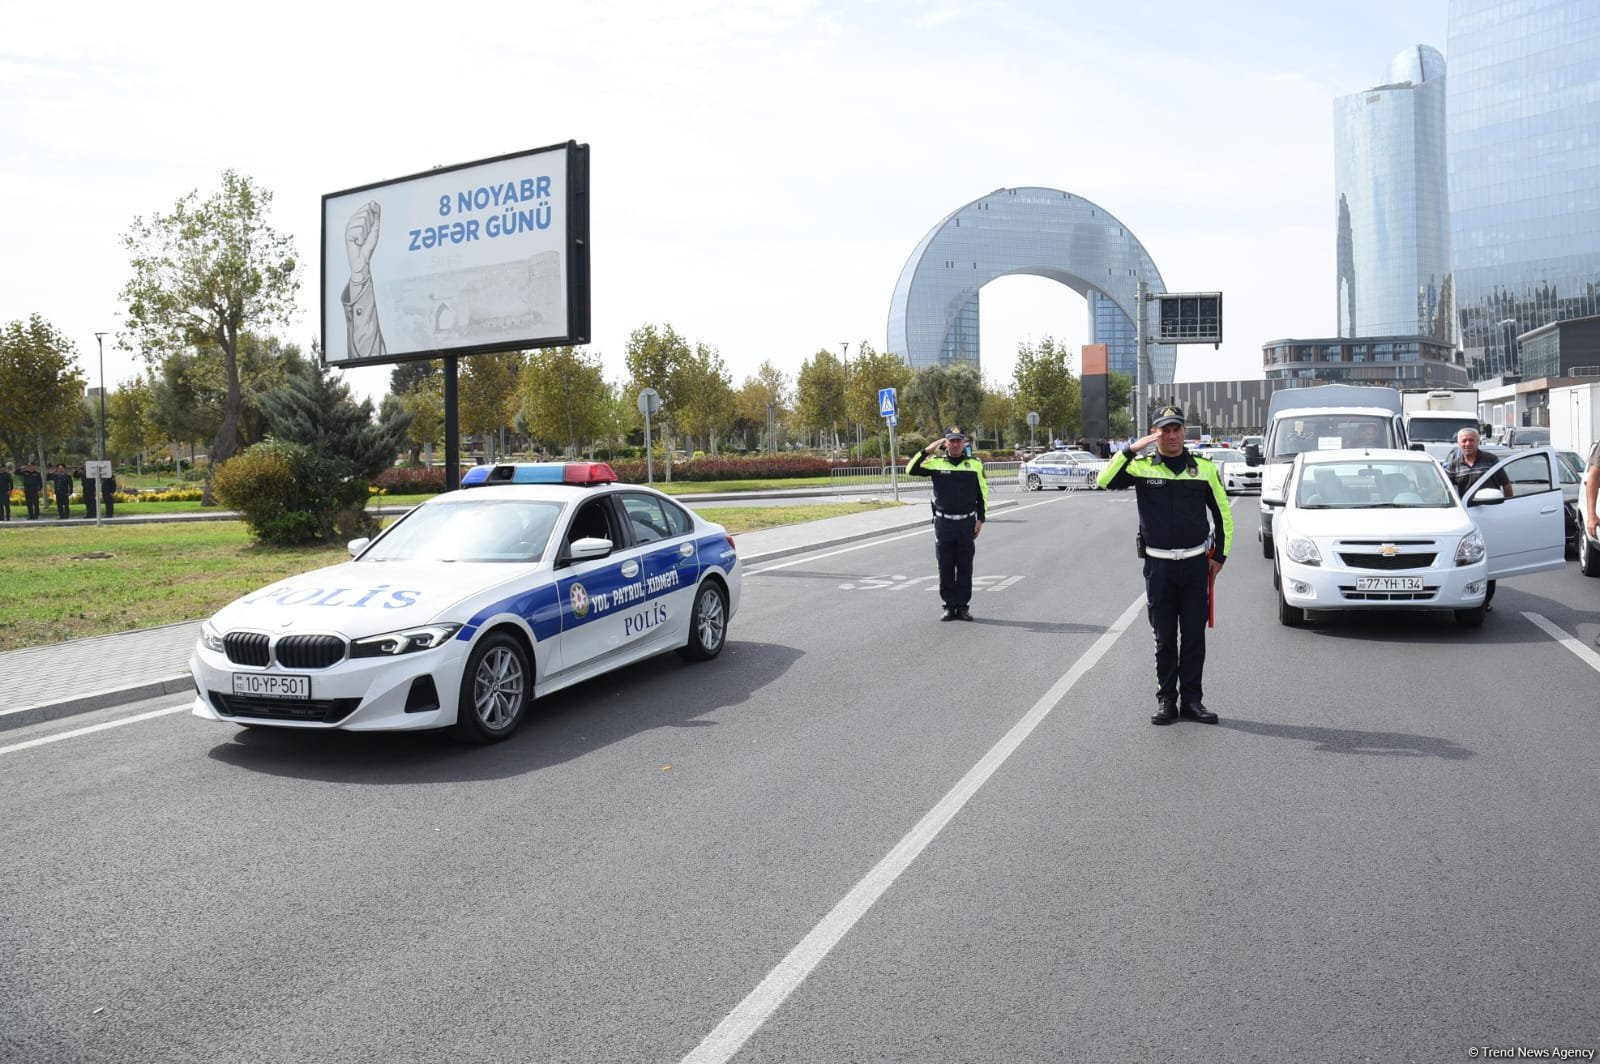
left=563, top=498, right=619, bottom=561
left=620, top=493, right=672, bottom=544
left=659, top=498, right=694, bottom=537
left=1499, top=452, right=1554, bottom=496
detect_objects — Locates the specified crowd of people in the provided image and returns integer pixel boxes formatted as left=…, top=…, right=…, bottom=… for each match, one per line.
left=0, top=462, right=117, bottom=521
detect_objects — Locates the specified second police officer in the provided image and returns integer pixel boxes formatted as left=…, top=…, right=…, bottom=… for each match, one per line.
left=1097, top=404, right=1233, bottom=725
left=906, top=427, right=990, bottom=621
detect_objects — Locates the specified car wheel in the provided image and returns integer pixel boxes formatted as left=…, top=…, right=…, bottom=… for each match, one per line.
left=1261, top=532, right=1273, bottom=560
left=452, top=631, right=529, bottom=744
left=1582, top=531, right=1600, bottom=578
left=678, top=580, right=728, bottom=661
left=1026, top=474, right=1041, bottom=491
left=1455, top=605, right=1486, bottom=628
left=1272, top=555, right=1281, bottom=591
left=1277, top=586, right=1304, bottom=627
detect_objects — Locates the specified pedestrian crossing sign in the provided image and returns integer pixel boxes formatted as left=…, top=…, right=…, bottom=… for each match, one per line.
left=878, top=388, right=897, bottom=418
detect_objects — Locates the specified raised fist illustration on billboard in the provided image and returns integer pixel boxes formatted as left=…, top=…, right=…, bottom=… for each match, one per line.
left=340, top=200, right=387, bottom=359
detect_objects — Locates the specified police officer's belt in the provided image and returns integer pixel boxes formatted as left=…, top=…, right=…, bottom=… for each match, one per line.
left=933, top=510, right=976, bottom=520
left=1144, top=541, right=1210, bottom=560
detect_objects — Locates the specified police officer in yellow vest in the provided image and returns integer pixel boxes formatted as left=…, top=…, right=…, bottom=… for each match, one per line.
left=907, top=428, right=990, bottom=621
left=1097, top=404, right=1233, bottom=725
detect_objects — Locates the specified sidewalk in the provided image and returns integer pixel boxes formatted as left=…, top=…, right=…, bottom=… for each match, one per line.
left=0, top=498, right=988, bottom=732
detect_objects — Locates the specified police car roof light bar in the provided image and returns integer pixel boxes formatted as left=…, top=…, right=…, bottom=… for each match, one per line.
left=460, top=462, right=619, bottom=488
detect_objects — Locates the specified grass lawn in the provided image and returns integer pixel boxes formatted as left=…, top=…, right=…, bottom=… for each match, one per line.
left=0, top=500, right=900, bottom=650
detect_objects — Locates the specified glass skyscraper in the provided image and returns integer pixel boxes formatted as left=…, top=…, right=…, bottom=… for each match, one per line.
left=1447, top=0, right=1600, bottom=378
left=1335, top=45, right=1453, bottom=342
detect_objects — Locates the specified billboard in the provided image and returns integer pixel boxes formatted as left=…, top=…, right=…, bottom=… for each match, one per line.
left=320, top=141, right=589, bottom=369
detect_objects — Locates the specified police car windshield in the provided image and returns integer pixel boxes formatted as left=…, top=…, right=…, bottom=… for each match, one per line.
left=361, top=499, right=563, bottom=563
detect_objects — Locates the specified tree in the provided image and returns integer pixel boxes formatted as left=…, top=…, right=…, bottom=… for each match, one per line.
left=979, top=387, right=1014, bottom=449
left=1106, top=371, right=1134, bottom=438
left=674, top=343, right=735, bottom=454
left=794, top=349, right=845, bottom=446
left=458, top=351, right=526, bottom=460
left=121, top=170, right=300, bottom=503
left=0, top=315, right=87, bottom=466
left=107, top=377, right=169, bottom=468
left=734, top=361, right=790, bottom=451
left=1011, top=337, right=1079, bottom=441
left=517, top=346, right=608, bottom=455
left=255, top=349, right=400, bottom=479
left=844, top=341, right=913, bottom=428
left=903, top=363, right=984, bottom=437
left=396, top=378, right=444, bottom=463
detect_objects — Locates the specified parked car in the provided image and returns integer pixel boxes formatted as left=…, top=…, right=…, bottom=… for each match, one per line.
left=1271, top=448, right=1565, bottom=628
left=1195, top=448, right=1261, bottom=494
left=1505, top=426, right=1551, bottom=448
left=1021, top=449, right=1107, bottom=490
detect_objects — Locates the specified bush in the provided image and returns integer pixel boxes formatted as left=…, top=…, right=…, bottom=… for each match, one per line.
left=214, top=438, right=377, bottom=546
left=374, top=466, right=448, bottom=494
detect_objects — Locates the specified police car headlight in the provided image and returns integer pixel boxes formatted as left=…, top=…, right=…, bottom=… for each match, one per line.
left=350, top=623, right=462, bottom=658
left=1285, top=536, right=1322, bottom=566
left=1455, top=529, right=1486, bottom=566
left=200, top=621, right=226, bottom=653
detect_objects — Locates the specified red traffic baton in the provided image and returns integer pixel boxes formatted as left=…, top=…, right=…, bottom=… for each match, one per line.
left=1207, top=566, right=1216, bottom=628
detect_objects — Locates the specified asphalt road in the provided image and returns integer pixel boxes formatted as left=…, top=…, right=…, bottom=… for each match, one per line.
left=4, top=491, right=1599, bottom=1064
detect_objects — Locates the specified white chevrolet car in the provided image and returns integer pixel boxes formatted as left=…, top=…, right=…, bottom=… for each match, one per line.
left=191, top=463, right=740, bottom=743
left=1194, top=448, right=1261, bottom=495
left=1271, top=448, right=1565, bottom=628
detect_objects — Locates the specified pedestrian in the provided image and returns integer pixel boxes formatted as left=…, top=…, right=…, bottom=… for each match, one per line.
left=1097, top=404, right=1233, bottom=725
left=79, top=466, right=97, bottom=519
left=100, top=469, right=116, bottom=518
left=1443, top=426, right=1503, bottom=611
left=906, top=427, right=990, bottom=621
left=49, top=464, right=73, bottom=520
left=0, top=462, right=11, bottom=521
left=20, top=462, right=42, bottom=519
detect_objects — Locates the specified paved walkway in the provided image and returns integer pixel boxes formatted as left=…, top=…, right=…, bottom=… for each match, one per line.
left=0, top=497, right=994, bottom=732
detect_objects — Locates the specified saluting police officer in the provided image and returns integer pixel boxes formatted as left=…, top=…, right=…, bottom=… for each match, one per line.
left=906, top=428, right=990, bottom=621
left=1097, top=404, right=1233, bottom=725
left=0, top=463, right=12, bottom=521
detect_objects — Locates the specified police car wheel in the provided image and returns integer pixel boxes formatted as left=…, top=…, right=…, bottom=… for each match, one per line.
left=1026, top=474, right=1041, bottom=491
left=452, top=632, right=529, bottom=744
left=678, top=581, right=728, bottom=662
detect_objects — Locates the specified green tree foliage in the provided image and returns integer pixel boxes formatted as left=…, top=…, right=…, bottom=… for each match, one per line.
left=458, top=351, right=526, bottom=460
left=674, top=343, right=735, bottom=454
left=794, top=349, right=845, bottom=440
left=214, top=437, right=376, bottom=546
left=734, top=361, right=790, bottom=451
left=844, top=341, right=913, bottom=428
left=1106, top=371, right=1134, bottom=437
left=903, top=363, right=984, bottom=436
left=396, top=379, right=444, bottom=462
left=518, top=345, right=608, bottom=454
left=107, top=377, right=169, bottom=463
left=256, top=349, right=400, bottom=480
left=389, top=358, right=438, bottom=396
left=0, top=314, right=87, bottom=465
left=979, top=387, right=1015, bottom=449
left=1011, top=336, right=1080, bottom=440
left=121, top=170, right=300, bottom=503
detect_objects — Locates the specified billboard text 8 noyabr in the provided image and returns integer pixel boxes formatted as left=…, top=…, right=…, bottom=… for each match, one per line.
left=320, top=141, right=589, bottom=369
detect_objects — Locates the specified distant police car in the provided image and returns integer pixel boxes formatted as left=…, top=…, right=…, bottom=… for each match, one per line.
left=1021, top=449, right=1108, bottom=490
left=190, top=462, right=740, bottom=743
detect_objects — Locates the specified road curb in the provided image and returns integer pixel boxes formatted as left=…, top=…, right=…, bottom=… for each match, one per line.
left=2, top=500, right=1017, bottom=731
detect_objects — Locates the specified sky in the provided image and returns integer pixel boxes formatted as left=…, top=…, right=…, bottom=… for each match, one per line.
left=3, top=0, right=1452, bottom=412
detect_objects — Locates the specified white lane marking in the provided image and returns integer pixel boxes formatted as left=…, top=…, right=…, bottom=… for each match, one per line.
left=0, top=704, right=189, bottom=756
left=680, top=592, right=1148, bottom=1064
left=744, top=497, right=1071, bottom=577
left=1523, top=612, right=1600, bottom=673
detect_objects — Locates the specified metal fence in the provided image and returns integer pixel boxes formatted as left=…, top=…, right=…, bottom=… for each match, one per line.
left=828, top=460, right=1031, bottom=492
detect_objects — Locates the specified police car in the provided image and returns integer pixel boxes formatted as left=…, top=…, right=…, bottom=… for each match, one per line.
left=190, top=462, right=740, bottom=743
left=1021, top=449, right=1108, bottom=490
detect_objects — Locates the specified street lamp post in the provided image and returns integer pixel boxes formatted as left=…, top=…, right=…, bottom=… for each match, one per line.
left=94, top=332, right=108, bottom=461
left=840, top=342, right=850, bottom=455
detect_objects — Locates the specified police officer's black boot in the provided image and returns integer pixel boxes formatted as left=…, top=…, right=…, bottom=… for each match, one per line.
left=941, top=605, right=959, bottom=622
left=1151, top=699, right=1179, bottom=726
left=1179, top=701, right=1219, bottom=724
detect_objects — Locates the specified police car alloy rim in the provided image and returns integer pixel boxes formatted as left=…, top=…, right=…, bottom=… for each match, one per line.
left=471, top=640, right=526, bottom=733
left=695, top=585, right=726, bottom=652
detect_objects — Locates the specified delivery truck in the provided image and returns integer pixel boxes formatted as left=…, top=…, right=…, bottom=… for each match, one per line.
left=1400, top=389, right=1479, bottom=462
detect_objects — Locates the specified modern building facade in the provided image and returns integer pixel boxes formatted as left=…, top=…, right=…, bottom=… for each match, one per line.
left=1447, top=0, right=1600, bottom=379
left=887, top=187, right=1175, bottom=383
left=1262, top=335, right=1469, bottom=389
left=1335, top=45, right=1453, bottom=342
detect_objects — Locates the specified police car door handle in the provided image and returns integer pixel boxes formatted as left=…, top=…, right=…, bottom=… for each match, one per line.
left=621, top=560, right=640, bottom=578
left=678, top=542, right=694, bottom=557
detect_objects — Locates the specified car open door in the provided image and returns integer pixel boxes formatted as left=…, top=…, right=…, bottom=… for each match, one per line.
left=1466, top=447, right=1566, bottom=580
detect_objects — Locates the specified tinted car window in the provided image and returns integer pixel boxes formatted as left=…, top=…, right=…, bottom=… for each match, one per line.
left=620, top=493, right=672, bottom=544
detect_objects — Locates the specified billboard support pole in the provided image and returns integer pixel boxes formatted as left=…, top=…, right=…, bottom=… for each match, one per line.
left=445, top=354, right=460, bottom=493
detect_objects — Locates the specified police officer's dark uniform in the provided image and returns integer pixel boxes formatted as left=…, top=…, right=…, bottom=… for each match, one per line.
left=79, top=467, right=97, bottom=519
left=906, top=428, right=990, bottom=621
left=49, top=465, right=73, bottom=520
left=100, top=471, right=116, bottom=518
left=1098, top=405, right=1234, bottom=725
left=0, top=464, right=12, bottom=521
left=20, top=463, right=42, bottom=520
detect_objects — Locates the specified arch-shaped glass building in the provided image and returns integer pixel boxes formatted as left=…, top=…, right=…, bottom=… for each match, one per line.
left=886, top=187, right=1175, bottom=382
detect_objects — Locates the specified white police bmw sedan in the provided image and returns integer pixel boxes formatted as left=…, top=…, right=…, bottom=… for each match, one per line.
left=190, top=463, right=740, bottom=743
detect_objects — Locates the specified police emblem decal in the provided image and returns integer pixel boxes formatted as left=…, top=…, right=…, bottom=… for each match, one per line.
left=570, top=583, right=590, bottom=618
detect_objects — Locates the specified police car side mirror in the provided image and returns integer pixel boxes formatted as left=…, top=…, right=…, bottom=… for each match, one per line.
left=1244, top=444, right=1262, bottom=466
left=566, top=536, right=614, bottom=562
left=347, top=537, right=371, bottom=558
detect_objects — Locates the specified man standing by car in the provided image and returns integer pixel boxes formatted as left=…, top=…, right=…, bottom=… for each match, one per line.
left=1098, top=404, right=1233, bottom=726
left=1445, top=427, right=1500, bottom=611
left=907, top=428, right=989, bottom=621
